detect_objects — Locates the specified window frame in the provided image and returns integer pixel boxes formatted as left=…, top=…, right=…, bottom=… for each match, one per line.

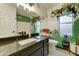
left=34, top=20, right=41, bottom=33
left=58, top=13, right=74, bottom=37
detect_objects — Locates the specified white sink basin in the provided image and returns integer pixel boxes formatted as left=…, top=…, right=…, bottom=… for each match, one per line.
left=17, top=38, right=37, bottom=46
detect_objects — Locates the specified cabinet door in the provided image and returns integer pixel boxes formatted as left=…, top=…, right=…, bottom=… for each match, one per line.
left=44, top=44, right=49, bottom=56
left=20, top=41, right=43, bottom=56
left=10, top=52, right=20, bottom=56
left=70, top=43, right=76, bottom=53
left=30, top=48, right=43, bottom=56
left=77, top=45, right=79, bottom=55
left=43, top=38, right=49, bottom=56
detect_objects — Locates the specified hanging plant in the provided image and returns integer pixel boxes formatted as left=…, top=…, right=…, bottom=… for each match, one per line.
left=51, top=9, right=61, bottom=17
left=51, top=3, right=77, bottom=17
left=32, top=16, right=44, bottom=22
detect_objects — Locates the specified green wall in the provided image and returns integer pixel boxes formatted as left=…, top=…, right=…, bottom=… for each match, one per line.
left=73, top=18, right=79, bottom=42
left=17, top=14, right=32, bottom=22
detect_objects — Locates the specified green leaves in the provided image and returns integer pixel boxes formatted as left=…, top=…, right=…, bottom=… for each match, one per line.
left=51, top=4, right=78, bottom=17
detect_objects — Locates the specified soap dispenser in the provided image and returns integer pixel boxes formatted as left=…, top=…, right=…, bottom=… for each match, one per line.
left=29, top=33, right=31, bottom=38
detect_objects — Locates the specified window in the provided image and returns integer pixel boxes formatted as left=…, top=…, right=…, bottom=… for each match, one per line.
left=34, top=21, right=40, bottom=39
left=59, top=14, right=73, bottom=37
left=35, top=21, right=40, bottom=33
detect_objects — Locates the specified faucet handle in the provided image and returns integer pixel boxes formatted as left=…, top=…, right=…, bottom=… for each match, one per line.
left=18, top=32, right=21, bottom=35
left=24, top=32, right=26, bottom=35
left=29, top=33, right=31, bottom=38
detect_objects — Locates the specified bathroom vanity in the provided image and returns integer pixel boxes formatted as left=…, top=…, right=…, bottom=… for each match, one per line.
left=0, top=35, right=49, bottom=56
left=10, top=37, right=49, bottom=56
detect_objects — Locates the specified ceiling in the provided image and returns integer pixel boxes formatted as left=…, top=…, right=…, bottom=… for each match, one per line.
left=37, top=3, right=63, bottom=10
left=17, top=5, right=38, bottom=18
left=7, top=3, right=17, bottom=7
left=17, top=3, right=63, bottom=17
left=9, top=3, right=63, bottom=10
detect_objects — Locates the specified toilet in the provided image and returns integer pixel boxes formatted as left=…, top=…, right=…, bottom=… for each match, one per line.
left=49, top=39, right=58, bottom=55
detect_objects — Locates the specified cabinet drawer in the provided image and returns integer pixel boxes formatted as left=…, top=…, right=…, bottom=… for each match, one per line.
left=30, top=48, right=43, bottom=56
left=70, top=43, right=76, bottom=53
left=20, top=42, right=43, bottom=56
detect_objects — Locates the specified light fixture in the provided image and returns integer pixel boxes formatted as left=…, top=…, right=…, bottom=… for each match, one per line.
left=17, top=3, right=34, bottom=12
left=29, top=3, right=34, bottom=7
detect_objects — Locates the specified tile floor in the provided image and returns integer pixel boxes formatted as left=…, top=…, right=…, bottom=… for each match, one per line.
left=48, top=47, right=76, bottom=56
